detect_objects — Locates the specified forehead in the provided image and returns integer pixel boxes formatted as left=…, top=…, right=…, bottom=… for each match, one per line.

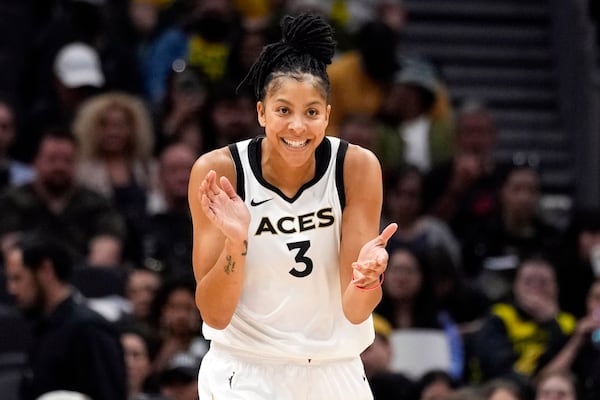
left=5, top=247, right=26, bottom=271
left=265, top=74, right=327, bottom=102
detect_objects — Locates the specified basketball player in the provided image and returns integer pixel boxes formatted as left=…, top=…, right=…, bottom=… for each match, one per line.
left=188, top=13, right=398, bottom=399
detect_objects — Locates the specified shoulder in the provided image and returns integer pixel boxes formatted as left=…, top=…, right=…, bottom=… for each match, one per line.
left=342, top=141, right=381, bottom=175
left=191, top=146, right=235, bottom=178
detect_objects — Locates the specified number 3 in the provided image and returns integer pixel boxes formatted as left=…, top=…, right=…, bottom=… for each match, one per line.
left=287, top=240, right=313, bottom=277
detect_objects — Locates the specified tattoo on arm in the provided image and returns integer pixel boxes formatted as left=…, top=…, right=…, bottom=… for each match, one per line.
left=224, top=255, right=235, bottom=274
left=224, top=241, right=247, bottom=274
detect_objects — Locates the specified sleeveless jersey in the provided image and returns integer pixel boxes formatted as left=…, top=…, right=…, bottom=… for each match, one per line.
left=202, top=136, right=375, bottom=360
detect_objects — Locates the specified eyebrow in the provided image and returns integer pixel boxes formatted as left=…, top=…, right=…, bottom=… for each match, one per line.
left=273, top=98, right=324, bottom=107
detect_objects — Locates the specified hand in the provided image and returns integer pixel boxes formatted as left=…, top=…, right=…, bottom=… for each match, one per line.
left=199, top=170, right=250, bottom=244
left=518, top=290, right=558, bottom=323
left=351, top=223, right=398, bottom=288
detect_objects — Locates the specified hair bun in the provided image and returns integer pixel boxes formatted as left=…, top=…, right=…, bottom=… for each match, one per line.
left=280, top=13, right=335, bottom=65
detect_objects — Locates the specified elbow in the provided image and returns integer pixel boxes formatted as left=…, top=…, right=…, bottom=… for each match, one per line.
left=343, top=309, right=370, bottom=325
left=202, top=313, right=233, bottom=330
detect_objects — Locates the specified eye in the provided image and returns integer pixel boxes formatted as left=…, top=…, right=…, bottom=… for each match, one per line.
left=277, top=107, right=289, bottom=115
left=307, top=108, right=319, bottom=117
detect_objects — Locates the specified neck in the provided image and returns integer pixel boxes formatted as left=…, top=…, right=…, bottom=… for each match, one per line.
left=44, top=284, right=71, bottom=315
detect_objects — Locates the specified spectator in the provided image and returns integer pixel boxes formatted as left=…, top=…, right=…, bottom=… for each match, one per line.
left=535, top=370, right=578, bottom=400
left=144, top=0, right=241, bottom=105
left=158, top=352, right=200, bottom=400
left=203, top=81, right=261, bottom=148
left=0, top=100, right=34, bottom=192
left=554, top=207, right=600, bottom=317
left=415, top=370, right=458, bottom=400
left=147, top=278, right=207, bottom=374
left=382, top=165, right=461, bottom=269
left=376, top=57, right=454, bottom=174
left=144, top=143, right=196, bottom=280
left=536, top=278, right=600, bottom=400
left=122, top=268, right=162, bottom=334
left=481, top=378, right=525, bottom=400
left=338, top=113, right=378, bottom=153
left=326, top=20, right=400, bottom=136
left=156, top=62, right=211, bottom=156
left=72, top=91, right=156, bottom=265
left=376, top=245, right=465, bottom=380
left=121, top=325, right=164, bottom=400
left=361, top=313, right=415, bottom=400
left=0, top=130, right=127, bottom=266
left=18, top=42, right=105, bottom=163
left=4, top=234, right=127, bottom=400
left=472, top=257, right=576, bottom=389
left=461, top=164, right=562, bottom=302
left=423, top=99, right=507, bottom=241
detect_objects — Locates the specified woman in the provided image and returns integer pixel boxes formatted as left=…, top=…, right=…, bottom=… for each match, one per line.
left=188, top=13, right=397, bottom=399
left=72, top=91, right=157, bottom=264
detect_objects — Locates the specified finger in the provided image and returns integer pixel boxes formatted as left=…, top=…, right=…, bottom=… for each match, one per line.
left=220, top=176, right=238, bottom=200
left=377, top=223, right=398, bottom=246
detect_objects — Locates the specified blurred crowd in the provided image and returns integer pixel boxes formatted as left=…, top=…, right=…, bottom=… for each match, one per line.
left=0, top=0, right=599, bottom=400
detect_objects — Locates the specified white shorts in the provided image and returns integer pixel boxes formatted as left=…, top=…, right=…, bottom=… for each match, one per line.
left=198, top=343, right=374, bottom=400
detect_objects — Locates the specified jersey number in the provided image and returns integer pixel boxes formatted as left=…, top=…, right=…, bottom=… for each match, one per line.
left=287, top=240, right=313, bottom=277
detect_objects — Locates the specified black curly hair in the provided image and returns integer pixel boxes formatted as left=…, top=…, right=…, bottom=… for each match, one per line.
left=237, top=13, right=336, bottom=101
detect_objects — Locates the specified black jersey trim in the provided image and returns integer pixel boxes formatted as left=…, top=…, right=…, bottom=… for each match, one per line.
left=248, top=137, right=332, bottom=203
left=336, top=139, right=348, bottom=210
left=228, top=143, right=245, bottom=201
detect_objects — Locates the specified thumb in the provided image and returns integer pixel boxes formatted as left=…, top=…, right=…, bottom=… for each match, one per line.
left=377, top=223, right=398, bottom=247
left=220, top=176, right=238, bottom=199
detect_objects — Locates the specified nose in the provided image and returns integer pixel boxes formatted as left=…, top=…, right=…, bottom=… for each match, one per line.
left=288, top=115, right=306, bottom=132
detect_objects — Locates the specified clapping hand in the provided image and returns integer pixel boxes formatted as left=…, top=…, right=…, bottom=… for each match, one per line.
left=199, top=170, right=250, bottom=243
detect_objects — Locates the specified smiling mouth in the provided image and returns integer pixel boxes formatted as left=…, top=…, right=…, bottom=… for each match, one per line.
left=282, top=138, right=309, bottom=148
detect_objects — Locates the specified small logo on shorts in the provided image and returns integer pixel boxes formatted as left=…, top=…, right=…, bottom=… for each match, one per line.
left=228, top=371, right=236, bottom=388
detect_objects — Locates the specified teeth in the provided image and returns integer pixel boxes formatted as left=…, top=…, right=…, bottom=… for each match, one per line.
left=282, top=138, right=308, bottom=148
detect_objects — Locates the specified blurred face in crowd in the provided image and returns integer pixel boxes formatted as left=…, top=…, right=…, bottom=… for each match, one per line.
left=456, top=110, right=496, bottom=158
left=500, top=168, right=540, bottom=224
left=536, top=373, right=576, bottom=400
left=587, top=280, right=600, bottom=315
left=160, top=144, right=196, bottom=205
left=420, top=379, right=454, bottom=400
left=0, top=102, right=15, bottom=155
left=34, top=136, right=76, bottom=196
left=212, top=95, right=256, bottom=144
left=122, top=332, right=153, bottom=395
left=489, top=388, right=520, bottom=400
left=161, top=288, right=201, bottom=336
left=514, top=260, right=557, bottom=307
left=98, top=107, right=133, bottom=156
left=385, top=170, right=422, bottom=225
left=360, top=334, right=391, bottom=378
left=5, top=247, right=44, bottom=316
left=126, top=269, right=161, bottom=320
left=384, top=249, right=422, bottom=302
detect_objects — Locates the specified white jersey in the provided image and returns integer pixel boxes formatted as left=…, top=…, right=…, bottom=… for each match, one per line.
left=203, top=136, right=374, bottom=361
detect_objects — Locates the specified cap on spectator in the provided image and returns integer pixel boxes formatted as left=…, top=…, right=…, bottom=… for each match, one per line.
left=53, top=42, right=105, bottom=89
left=159, top=351, right=201, bottom=385
left=36, top=391, right=92, bottom=400
left=373, top=313, right=392, bottom=339
left=394, top=57, right=438, bottom=95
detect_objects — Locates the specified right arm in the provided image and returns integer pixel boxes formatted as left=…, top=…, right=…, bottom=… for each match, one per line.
left=188, top=148, right=251, bottom=329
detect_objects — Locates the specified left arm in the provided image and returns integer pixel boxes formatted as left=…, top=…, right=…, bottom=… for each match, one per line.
left=339, top=144, right=397, bottom=324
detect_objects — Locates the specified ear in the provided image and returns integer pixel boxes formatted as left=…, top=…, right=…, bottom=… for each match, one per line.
left=257, top=101, right=266, bottom=128
left=38, top=259, right=56, bottom=282
left=325, top=104, right=331, bottom=123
